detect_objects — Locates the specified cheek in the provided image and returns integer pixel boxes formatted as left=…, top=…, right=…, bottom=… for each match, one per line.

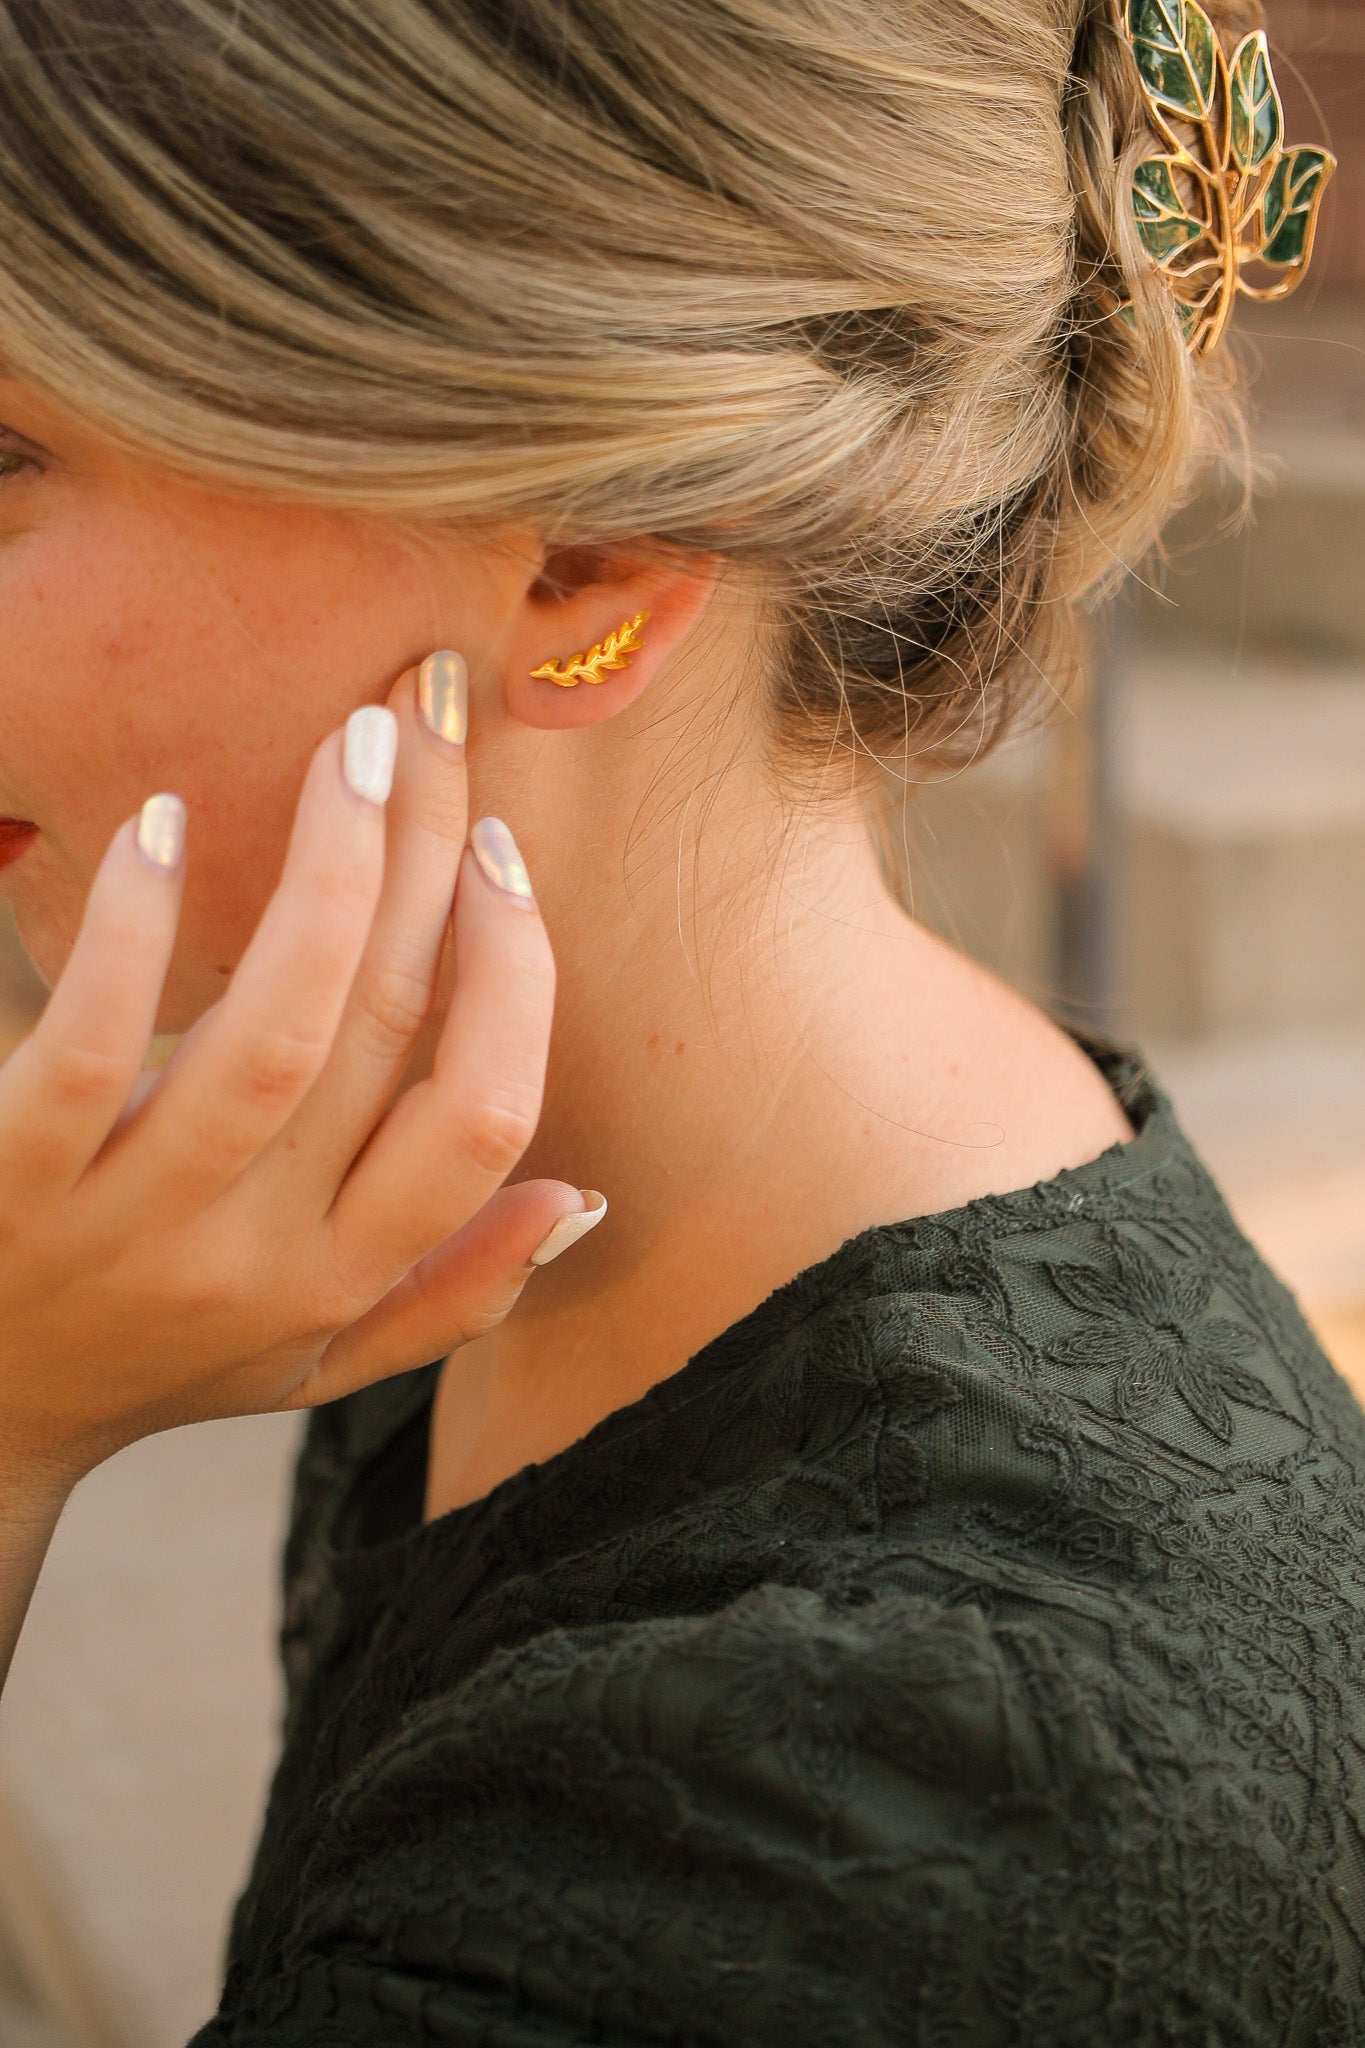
left=0, top=500, right=351, bottom=1013
left=0, top=481, right=498, bottom=1027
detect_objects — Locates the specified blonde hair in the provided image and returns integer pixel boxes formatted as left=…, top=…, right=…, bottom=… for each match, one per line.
left=0, top=0, right=1255, bottom=778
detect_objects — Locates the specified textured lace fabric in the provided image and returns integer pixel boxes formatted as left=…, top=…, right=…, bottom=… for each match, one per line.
left=189, top=1046, right=1365, bottom=2047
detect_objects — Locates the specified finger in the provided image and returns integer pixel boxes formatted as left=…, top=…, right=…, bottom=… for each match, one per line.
left=0, top=797, right=186, bottom=1198
left=325, top=817, right=555, bottom=1293
left=299, top=1180, right=603, bottom=1406
left=110, top=709, right=396, bottom=1210
left=273, top=653, right=468, bottom=1197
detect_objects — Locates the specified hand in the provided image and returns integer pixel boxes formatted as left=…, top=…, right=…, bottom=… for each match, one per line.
left=0, top=658, right=594, bottom=1501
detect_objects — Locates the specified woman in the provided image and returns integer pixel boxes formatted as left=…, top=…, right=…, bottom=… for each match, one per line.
left=0, top=0, right=1355, bottom=2038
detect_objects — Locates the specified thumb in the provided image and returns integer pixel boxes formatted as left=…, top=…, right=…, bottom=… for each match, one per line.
left=305, top=1180, right=606, bottom=1405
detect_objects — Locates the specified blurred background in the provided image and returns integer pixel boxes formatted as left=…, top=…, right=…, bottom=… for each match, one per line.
left=2, top=5, right=1365, bottom=2041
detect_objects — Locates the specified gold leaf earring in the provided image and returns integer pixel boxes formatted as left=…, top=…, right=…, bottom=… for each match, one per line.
left=528, top=610, right=649, bottom=689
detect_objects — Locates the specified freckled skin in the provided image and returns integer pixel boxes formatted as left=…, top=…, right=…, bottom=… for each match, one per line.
left=0, top=383, right=522, bottom=1028
left=0, top=385, right=1137, bottom=1509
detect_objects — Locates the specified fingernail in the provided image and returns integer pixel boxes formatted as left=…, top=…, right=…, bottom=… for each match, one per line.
left=470, top=816, right=533, bottom=903
left=530, top=1191, right=608, bottom=1266
left=343, top=706, right=398, bottom=805
left=418, top=650, right=468, bottom=746
left=136, top=793, right=186, bottom=870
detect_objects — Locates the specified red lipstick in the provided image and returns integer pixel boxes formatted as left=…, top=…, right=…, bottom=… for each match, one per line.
left=0, top=819, right=37, bottom=871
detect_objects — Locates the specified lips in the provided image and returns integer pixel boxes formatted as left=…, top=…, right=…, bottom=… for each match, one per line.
left=0, top=819, right=37, bottom=871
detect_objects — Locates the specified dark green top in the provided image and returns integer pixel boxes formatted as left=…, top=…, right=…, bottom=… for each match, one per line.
left=190, top=1046, right=1365, bottom=2047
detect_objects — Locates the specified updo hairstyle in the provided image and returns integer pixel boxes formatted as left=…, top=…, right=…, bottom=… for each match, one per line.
left=0, top=0, right=1259, bottom=780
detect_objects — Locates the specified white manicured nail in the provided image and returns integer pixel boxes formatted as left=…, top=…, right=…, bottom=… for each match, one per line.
left=136, top=793, right=186, bottom=870
left=418, top=650, right=468, bottom=746
left=343, top=706, right=398, bottom=805
left=530, top=1190, right=607, bottom=1266
left=470, top=816, right=534, bottom=902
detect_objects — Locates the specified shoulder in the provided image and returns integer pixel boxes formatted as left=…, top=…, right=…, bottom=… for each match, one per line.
left=216, top=1576, right=1355, bottom=2045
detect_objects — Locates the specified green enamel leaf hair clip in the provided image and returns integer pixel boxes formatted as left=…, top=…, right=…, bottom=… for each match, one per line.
left=1119, top=0, right=1336, bottom=355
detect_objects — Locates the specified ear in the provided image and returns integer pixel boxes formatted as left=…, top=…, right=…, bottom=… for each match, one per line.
left=502, top=543, right=721, bottom=730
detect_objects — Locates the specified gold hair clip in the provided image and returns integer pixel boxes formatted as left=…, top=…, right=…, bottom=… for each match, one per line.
left=1118, top=0, right=1335, bottom=356
left=528, top=610, right=649, bottom=688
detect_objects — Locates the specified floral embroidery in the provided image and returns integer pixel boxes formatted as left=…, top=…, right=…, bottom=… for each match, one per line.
left=1045, top=1234, right=1266, bottom=1442
left=209, top=1049, right=1365, bottom=2047
left=691, top=1592, right=986, bottom=1810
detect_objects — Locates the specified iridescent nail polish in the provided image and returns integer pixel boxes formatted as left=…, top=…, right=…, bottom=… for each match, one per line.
left=469, top=816, right=533, bottom=902
left=418, top=650, right=468, bottom=746
left=343, top=706, right=398, bottom=805
left=137, top=793, right=186, bottom=870
left=530, top=1191, right=608, bottom=1265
